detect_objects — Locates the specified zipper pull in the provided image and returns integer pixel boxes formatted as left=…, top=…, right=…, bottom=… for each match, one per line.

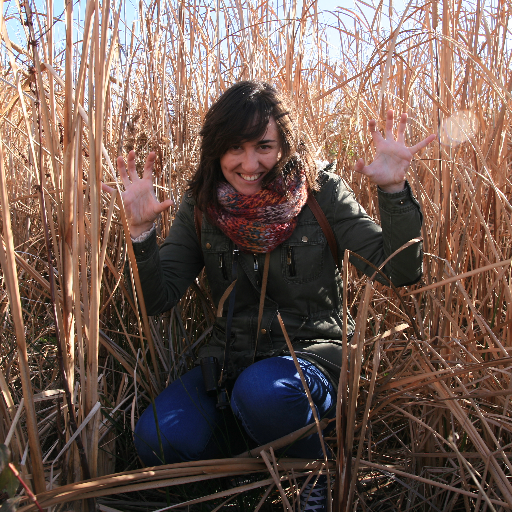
left=231, top=246, right=240, bottom=280
left=287, top=246, right=296, bottom=277
left=219, top=254, right=228, bottom=280
left=232, top=247, right=240, bottom=264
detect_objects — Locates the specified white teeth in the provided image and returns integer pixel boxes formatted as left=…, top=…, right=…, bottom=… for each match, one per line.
left=240, top=173, right=262, bottom=182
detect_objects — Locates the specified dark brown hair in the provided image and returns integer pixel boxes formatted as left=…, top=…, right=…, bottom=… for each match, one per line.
left=188, top=80, right=318, bottom=211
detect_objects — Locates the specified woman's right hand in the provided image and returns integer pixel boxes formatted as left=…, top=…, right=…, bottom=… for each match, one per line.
left=102, top=150, right=174, bottom=238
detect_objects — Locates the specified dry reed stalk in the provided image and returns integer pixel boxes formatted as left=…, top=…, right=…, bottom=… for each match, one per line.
left=85, top=0, right=103, bottom=477
left=260, top=450, right=293, bottom=511
left=0, top=144, right=45, bottom=493
left=16, top=458, right=331, bottom=511
left=62, top=0, right=76, bottom=413
left=278, top=312, right=331, bottom=464
left=235, top=418, right=330, bottom=459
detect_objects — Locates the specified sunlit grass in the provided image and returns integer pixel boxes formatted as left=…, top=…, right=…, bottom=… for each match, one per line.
left=0, top=0, right=511, bottom=509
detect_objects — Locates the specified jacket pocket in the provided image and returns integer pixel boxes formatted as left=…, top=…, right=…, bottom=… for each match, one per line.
left=280, top=223, right=326, bottom=284
left=202, top=228, right=231, bottom=254
left=202, top=229, right=232, bottom=281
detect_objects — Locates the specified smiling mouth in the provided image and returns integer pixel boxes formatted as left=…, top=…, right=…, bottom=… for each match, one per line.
left=239, top=173, right=263, bottom=182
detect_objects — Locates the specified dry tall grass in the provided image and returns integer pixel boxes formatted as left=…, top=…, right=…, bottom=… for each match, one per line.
left=0, top=0, right=511, bottom=510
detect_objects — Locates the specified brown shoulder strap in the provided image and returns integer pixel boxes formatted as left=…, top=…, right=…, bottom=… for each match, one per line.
left=307, top=193, right=339, bottom=270
left=194, top=206, right=202, bottom=246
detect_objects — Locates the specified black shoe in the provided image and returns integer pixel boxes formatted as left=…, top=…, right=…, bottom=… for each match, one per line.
left=299, top=475, right=328, bottom=511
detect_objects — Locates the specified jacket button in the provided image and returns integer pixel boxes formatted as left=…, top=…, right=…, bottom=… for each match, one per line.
left=261, top=328, right=267, bottom=334
left=206, top=242, right=212, bottom=249
left=301, top=236, right=308, bottom=242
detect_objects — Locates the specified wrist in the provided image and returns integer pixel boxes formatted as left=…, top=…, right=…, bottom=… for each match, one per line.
left=378, top=182, right=406, bottom=194
left=130, top=222, right=155, bottom=239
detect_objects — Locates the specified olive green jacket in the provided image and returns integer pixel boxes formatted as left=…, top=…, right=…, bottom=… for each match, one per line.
left=132, top=170, right=423, bottom=382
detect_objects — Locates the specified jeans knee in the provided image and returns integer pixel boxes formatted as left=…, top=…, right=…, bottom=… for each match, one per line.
left=134, top=402, right=212, bottom=465
left=232, top=356, right=336, bottom=416
left=232, top=357, right=304, bottom=408
left=134, top=367, right=226, bottom=466
left=231, top=358, right=315, bottom=439
left=231, top=357, right=335, bottom=430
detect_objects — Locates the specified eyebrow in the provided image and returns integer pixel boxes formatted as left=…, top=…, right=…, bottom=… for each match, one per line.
left=258, top=138, right=278, bottom=144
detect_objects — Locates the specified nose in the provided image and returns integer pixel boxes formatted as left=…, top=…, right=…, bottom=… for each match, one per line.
left=240, top=149, right=259, bottom=173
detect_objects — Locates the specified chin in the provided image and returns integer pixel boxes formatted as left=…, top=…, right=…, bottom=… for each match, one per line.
left=238, top=186, right=262, bottom=196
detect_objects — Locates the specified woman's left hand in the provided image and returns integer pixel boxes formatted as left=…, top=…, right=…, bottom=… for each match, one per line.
left=354, top=110, right=437, bottom=193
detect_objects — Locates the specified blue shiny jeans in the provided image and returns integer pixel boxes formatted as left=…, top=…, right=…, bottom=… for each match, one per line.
left=134, top=356, right=336, bottom=466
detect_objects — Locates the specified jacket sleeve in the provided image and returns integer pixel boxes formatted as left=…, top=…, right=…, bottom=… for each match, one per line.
left=332, top=177, right=423, bottom=287
left=131, top=197, right=204, bottom=315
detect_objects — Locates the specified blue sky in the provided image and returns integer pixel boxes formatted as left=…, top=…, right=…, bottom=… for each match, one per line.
left=2, top=0, right=406, bottom=52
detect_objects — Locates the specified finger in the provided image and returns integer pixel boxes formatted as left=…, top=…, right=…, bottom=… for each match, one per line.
left=369, top=118, right=384, bottom=145
left=155, top=198, right=174, bottom=214
left=143, top=152, right=157, bottom=180
left=396, top=113, right=408, bottom=144
left=385, top=109, right=394, bottom=139
left=117, top=155, right=131, bottom=188
left=126, top=150, right=138, bottom=180
left=409, top=133, right=437, bottom=154
left=101, top=182, right=115, bottom=195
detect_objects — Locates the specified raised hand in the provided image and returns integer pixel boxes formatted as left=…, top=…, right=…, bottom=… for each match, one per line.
left=354, top=110, right=437, bottom=193
left=102, top=151, right=174, bottom=238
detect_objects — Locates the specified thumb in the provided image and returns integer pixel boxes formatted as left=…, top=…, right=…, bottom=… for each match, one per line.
left=155, top=199, right=174, bottom=214
left=354, top=158, right=366, bottom=174
left=102, top=182, right=115, bottom=194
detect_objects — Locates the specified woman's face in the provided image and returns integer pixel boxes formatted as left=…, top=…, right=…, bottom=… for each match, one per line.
left=219, top=117, right=281, bottom=195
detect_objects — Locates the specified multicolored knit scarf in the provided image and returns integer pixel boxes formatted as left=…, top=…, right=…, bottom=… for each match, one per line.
left=207, top=171, right=308, bottom=253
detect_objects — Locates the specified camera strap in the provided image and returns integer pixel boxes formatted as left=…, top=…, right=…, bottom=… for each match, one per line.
left=307, top=193, right=339, bottom=270
left=218, top=246, right=239, bottom=386
left=252, top=252, right=270, bottom=363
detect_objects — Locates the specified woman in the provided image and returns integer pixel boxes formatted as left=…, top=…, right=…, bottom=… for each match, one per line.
left=106, top=80, right=435, bottom=507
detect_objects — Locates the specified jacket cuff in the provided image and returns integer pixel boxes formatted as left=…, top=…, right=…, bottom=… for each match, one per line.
left=132, top=228, right=158, bottom=261
left=131, top=224, right=155, bottom=243
left=377, top=180, right=421, bottom=215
